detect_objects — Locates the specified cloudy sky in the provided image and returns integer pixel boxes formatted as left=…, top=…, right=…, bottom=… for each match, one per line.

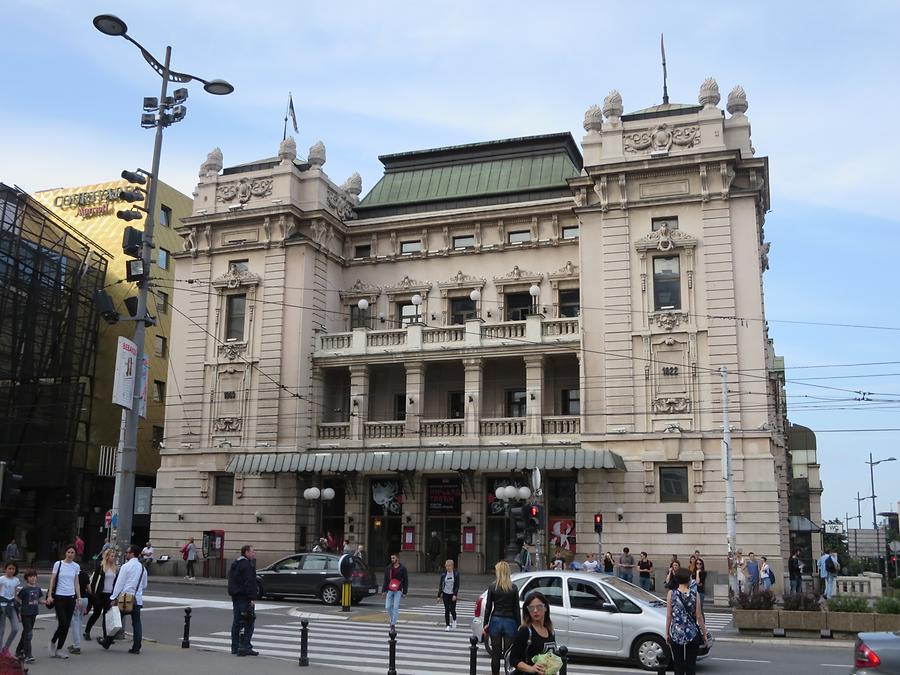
left=2, top=1, right=899, bottom=534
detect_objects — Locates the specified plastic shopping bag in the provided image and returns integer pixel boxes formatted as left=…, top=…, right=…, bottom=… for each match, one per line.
left=105, top=606, right=123, bottom=634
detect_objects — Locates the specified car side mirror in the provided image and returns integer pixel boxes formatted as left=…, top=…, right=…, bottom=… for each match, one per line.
left=601, top=602, right=618, bottom=612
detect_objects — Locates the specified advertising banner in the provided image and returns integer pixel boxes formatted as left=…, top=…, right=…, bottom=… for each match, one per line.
left=112, top=336, right=137, bottom=409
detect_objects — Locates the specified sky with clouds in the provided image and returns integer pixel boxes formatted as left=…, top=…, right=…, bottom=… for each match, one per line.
left=2, top=1, right=899, bottom=536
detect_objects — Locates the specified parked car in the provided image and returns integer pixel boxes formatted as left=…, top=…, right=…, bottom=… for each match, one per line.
left=851, top=632, right=900, bottom=674
left=471, top=570, right=712, bottom=671
left=256, top=552, right=378, bottom=605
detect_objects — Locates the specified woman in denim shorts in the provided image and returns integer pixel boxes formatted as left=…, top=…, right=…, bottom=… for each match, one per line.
left=482, top=561, right=521, bottom=675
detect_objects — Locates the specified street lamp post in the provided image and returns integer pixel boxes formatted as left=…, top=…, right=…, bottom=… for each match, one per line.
left=94, top=14, right=232, bottom=551
left=865, top=452, right=896, bottom=581
left=304, top=486, right=336, bottom=547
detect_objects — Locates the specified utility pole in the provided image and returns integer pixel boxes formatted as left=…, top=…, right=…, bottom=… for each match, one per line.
left=852, top=492, right=865, bottom=558
left=721, top=367, right=738, bottom=599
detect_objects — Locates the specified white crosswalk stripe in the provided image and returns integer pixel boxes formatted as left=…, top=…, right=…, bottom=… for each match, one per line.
left=702, top=612, right=732, bottom=632
left=190, top=617, right=639, bottom=674
left=402, top=600, right=477, bottom=620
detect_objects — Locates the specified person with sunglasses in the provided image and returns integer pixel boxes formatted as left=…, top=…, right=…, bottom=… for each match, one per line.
left=694, top=558, right=707, bottom=612
left=507, top=591, right=557, bottom=674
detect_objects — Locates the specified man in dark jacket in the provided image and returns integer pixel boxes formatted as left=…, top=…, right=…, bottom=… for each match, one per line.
left=381, top=553, right=408, bottom=628
left=228, top=545, right=258, bottom=656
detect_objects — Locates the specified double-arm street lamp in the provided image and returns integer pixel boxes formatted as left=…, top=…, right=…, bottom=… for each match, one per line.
left=93, top=14, right=233, bottom=551
left=866, top=452, right=896, bottom=580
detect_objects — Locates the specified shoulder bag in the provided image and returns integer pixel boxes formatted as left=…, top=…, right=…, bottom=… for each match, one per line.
left=117, top=564, right=145, bottom=615
left=674, top=590, right=703, bottom=644
left=504, top=625, right=532, bottom=675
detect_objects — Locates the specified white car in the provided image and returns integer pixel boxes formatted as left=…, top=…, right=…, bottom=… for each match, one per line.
left=471, top=570, right=712, bottom=671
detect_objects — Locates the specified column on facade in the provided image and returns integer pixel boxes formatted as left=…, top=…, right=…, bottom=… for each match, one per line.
left=463, top=358, right=483, bottom=437
left=405, top=361, right=425, bottom=436
left=349, top=364, right=369, bottom=441
left=524, top=354, right=544, bottom=436
left=309, top=366, right=324, bottom=441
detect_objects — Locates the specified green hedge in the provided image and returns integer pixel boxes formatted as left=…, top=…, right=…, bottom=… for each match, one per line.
left=827, top=596, right=870, bottom=613
left=875, top=597, right=900, bottom=614
left=782, top=592, right=822, bottom=611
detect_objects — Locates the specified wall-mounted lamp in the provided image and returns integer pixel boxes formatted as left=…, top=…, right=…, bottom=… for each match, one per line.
left=431, top=313, right=437, bottom=321
left=408, top=396, right=415, bottom=405
left=486, top=311, right=492, bottom=318
left=529, top=392, right=536, bottom=400
left=357, top=298, right=369, bottom=311
left=405, top=515, right=412, bottom=524
left=352, top=398, right=359, bottom=407
left=176, top=509, right=184, bottom=521
left=468, top=395, right=474, bottom=403
left=254, top=511, right=263, bottom=523
left=616, top=506, right=624, bottom=521
left=464, top=510, right=473, bottom=524
left=378, top=313, right=386, bottom=323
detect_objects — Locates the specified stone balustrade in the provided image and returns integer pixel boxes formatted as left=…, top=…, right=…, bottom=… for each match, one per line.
left=317, top=422, right=350, bottom=439
left=834, top=573, right=883, bottom=598
left=542, top=317, right=579, bottom=337
left=480, top=417, right=527, bottom=436
left=422, top=326, right=465, bottom=344
left=420, top=419, right=464, bottom=437
left=481, top=321, right=526, bottom=340
left=320, top=334, right=351, bottom=350
left=364, top=421, right=406, bottom=439
left=542, top=415, right=580, bottom=434
left=366, top=330, right=407, bottom=348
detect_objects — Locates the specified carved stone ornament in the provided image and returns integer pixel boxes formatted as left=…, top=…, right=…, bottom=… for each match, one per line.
left=217, top=342, right=247, bottom=360
left=383, top=275, right=431, bottom=296
left=214, top=416, right=242, bottom=432
left=602, top=90, right=623, bottom=120
left=583, top=104, right=603, bottom=132
left=216, top=177, right=273, bottom=204
left=652, top=397, right=691, bottom=414
left=278, top=136, right=297, bottom=162
left=726, top=85, right=748, bottom=116
left=549, top=261, right=579, bottom=288
left=634, top=222, right=698, bottom=252
left=308, top=140, right=326, bottom=168
left=199, top=147, right=223, bottom=177
left=339, top=279, right=381, bottom=301
left=341, top=172, right=363, bottom=200
left=624, top=123, right=700, bottom=154
left=182, top=227, right=198, bottom=252
left=698, top=77, right=720, bottom=109
left=651, top=312, right=688, bottom=331
left=759, top=241, right=770, bottom=272
left=327, top=188, right=357, bottom=221
left=211, top=264, right=262, bottom=290
left=438, top=270, right=486, bottom=296
left=493, top=265, right=543, bottom=284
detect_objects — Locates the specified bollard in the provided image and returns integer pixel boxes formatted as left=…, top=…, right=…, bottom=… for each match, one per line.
left=299, top=619, right=309, bottom=667
left=387, top=627, right=397, bottom=675
left=181, top=607, right=192, bottom=648
left=341, top=580, right=352, bottom=613
left=469, top=636, right=478, bottom=675
left=558, top=645, right=568, bottom=675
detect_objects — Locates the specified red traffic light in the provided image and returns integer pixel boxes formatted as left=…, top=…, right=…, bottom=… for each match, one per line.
left=529, top=505, right=539, bottom=518
left=594, top=513, right=603, bottom=533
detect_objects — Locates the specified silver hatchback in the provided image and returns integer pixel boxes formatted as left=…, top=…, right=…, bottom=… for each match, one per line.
left=471, top=570, right=712, bottom=671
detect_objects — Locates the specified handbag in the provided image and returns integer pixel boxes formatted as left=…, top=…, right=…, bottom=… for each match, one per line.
left=105, top=605, right=123, bottom=634
left=388, top=577, right=402, bottom=592
left=504, top=625, right=532, bottom=675
left=117, top=565, right=144, bottom=615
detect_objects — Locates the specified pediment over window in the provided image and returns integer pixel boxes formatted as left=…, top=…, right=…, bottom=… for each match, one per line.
left=548, top=261, right=579, bottom=287
left=211, top=265, right=261, bottom=290
left=438, top=270, right=486, bottom=297
left=634, top=223, right=697, bottom=252
left=493, top=265, right=543, bottom=288
left=383, top=275, right=432, bottom=297
left=339, top=279, right=381, bottom=301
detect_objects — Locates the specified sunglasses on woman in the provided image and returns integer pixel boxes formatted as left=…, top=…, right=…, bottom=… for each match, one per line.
left=528, top=603, right=547, bottom=612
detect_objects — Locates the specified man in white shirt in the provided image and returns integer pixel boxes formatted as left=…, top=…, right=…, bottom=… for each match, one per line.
left=582, top=552, right=600, bottom=573
left=104, top=545, right=147, bottom=654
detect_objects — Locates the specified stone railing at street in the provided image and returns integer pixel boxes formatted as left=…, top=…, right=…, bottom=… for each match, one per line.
left=834, top=572, right=883, bottom=597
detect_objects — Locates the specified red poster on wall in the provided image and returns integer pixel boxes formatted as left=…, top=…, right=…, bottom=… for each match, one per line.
left=463, top=526, right=476, bottom=552
left=548, top=518, right=576, bottom=553
left=402, top=525, right=415, bottom=551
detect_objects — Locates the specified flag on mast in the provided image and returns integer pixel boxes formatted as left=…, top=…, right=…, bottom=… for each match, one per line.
left=287, top=93, right=299, bottom=134
left=660, top=33, right=669, bottom=104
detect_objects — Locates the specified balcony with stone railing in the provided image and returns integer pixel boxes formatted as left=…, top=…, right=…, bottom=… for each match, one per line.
left=364, top=421, right=406, bottom=439
left=480, top=417, right=527, bottom=436
left=542, top=415, right=580, bottom=434
left=420, top=419, right=465, bottom=437
left=317, top=422, right=350, bottom=439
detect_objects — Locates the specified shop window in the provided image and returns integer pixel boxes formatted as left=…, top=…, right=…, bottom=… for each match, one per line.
left=666, top=513, right=683, bottom=534
left=354, top=244, right=371, bottom=259
left=507, top=230, right=530, bottom=244
left=562, top=225, right=579, bottom=239
left=214, top=474, right=234, bottom=506
left=450, top=296, right=476, bottom=324
left=448, top=392, right=464, bottom=419
left=659, top=466, right=689, bottom=503
left=558, top=289, right=580, bottom=317
left=505, top=292, right=531, bottom=321
left=400, top=240, right=422, bottom=254
left=506, top=390, right=526, bottom=417
left=226, top=294, right=246, bottom=341
left=561, top=389, right=580, bottom=415
left=653, top=256, right=681, bottom=311
left=453, top=234, right=475, bottom=249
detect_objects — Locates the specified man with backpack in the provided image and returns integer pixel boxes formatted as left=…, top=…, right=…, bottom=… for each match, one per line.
left=817, top=548, right=839, bottom=599
left=227, top=545, right=258, bottom=657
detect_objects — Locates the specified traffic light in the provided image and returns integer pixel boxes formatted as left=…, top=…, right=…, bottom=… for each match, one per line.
left=508, top=504, right=526, bottom=528
left=0, top=461, right=24, bottom=505
left=594, top=513, right=603, bottom=534
left=93, top=289, right=119, bottom=324
left=527, top=504, right=543, bottom=532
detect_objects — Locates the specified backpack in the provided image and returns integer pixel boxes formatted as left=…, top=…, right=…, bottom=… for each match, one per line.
left=825, top=555, right=837, bottom=574
left=504, top=626, right=532, bottom=675
left=181, top=544, right=189, bottom=561
left=766, top=567, right=775, bottom=584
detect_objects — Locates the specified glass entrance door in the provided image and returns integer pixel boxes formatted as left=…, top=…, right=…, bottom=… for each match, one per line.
left=425, top=477, right=462, bottom=571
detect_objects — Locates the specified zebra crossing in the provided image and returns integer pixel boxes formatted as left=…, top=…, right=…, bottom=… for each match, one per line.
left=702, top=612, right=732, bottom=632
left=402, top=599, right=477, bottom=621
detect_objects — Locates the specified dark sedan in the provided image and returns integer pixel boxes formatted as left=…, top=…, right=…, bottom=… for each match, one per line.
left=256, top=553, right=378, bottom=605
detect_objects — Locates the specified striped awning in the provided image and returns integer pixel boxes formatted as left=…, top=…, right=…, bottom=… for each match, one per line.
left=225, top=446, right=625, bottom=475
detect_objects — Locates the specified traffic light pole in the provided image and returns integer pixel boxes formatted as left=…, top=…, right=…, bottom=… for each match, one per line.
left=111, top=46, right=171, bottom=552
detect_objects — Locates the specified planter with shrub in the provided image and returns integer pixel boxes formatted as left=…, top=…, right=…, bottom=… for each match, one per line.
left=779, top=592, right=823, bottom=630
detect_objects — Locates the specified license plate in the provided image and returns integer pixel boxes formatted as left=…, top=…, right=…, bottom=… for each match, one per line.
left=369, top=586, right=378, bottom=594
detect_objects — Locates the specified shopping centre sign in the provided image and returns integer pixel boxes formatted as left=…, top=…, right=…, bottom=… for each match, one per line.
left=53, top=188, right=123, bottom=219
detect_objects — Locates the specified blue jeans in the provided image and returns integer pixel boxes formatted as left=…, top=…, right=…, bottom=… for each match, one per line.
left=619, top=571, right=633, bottom=583
left=823, top=575, right=834, bottom=599
left=231, top=598, right=254, bottom=653
left=488, top=616, right=518, bottom=638
left=638, top=576, right=652, bottom=591
left=790, top=577, right=802, bottom=594
left=130, top=604, right=142, bottom=652
left=384, top=590, right=402, bottom=625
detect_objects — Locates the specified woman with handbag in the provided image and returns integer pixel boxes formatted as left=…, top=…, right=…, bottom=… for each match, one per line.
left=665, top=567, right=708, bottom=675
left=84, top=548, right=117, bottom=642
left=46, top=544, right=82, bottom=659
left=482, top=561, right=521, bottom=675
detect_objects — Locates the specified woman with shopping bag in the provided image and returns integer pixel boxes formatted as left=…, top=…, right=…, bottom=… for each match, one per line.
left=84, top=548, right=118, bottom=643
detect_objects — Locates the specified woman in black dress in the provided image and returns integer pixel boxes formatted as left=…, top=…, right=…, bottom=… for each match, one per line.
left=602, top=552, right=615, bottom=574
left=508, top=591, right=557, bottom=675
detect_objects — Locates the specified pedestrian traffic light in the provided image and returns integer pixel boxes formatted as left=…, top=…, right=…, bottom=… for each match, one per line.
left=508, top=504, right=525, bottom=527
left=93, top=289, right=120, bottom=324
left=527, top=504, right=543, bottom=532
left=594, top=513, right=603, bottom=534
left=122, top=226, right=143, bottom=258
left=0, top=461, right=24, bottom=506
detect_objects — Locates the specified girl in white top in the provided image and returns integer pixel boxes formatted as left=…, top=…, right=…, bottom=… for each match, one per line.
left=0, top=561, right=21, bottom=655
left=47, top=545, right=81, bottom=658
left=85, top=548, right=118, bottom=641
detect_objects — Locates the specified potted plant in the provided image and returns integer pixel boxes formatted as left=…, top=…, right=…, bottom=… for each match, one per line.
left=732, top=590, right=777, bottom=629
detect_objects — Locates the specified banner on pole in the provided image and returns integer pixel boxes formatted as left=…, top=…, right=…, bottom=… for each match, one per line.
left=112, top=336, right=138, bottom=408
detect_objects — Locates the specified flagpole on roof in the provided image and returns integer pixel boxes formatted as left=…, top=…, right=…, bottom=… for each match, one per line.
left=660, top=33, right=669, bottom=105
left=283, top=94, right=289, bottom=141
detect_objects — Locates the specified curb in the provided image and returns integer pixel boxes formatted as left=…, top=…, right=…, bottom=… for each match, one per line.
left=713, top=635, right=853, bottom=648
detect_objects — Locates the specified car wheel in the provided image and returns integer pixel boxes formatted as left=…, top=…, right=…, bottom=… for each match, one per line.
left=257, top=582, right=266, bottom=600
left=631, top=634, right=669, bottom=671
left=320, top=584, right=339, bottom=605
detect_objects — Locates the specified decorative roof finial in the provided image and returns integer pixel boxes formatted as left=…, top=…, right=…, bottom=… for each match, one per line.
left=726, top=86, right=749, bottom=116
left=278, top=136, right=297, bottom=163
left=602, top=90, right=623, bottom=121
left=308, top=140, right=326, bottom=168
left=199, top=147, right=223, bottom=177
left=341, top=173, right=363, bottom=201
left=698, top=77, right=720, bottom=109
left=583, top=105, right=603, bottom=132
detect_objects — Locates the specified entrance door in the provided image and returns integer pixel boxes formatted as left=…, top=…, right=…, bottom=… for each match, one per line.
left=425, top=478, right=461, bottom=571
left=368, top=479, right=404, bottom=568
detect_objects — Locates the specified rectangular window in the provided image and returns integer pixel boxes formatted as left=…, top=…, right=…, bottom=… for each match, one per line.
left=354, top=244, right=371, bottom=259
left=229, top=259, right=249, bottom=272
left=398, top=302, right=420, bottom=327
left=506, top=390, right=526, bottom=417
left=652, top=217, right=678, bottom=231
left=153, top=380, right=166, bottom=403
left=507, top=230, right=530, bottom=244
left=214, top=474, right=234, bottom=506
left=159, top=204, right=172, bottom=228
left=152, top=425, right=164, bottom=449
left=350, top=304, right=370, bottom=329
left=653, top=256, right=681, bottom=311
left=561, top=389, right=580, bottom=416
left=666, top=513, right=684, bottom=534
left=157, top=291, right=169, bottom=314
left=158, top=247, right=169, bottom=270
left=453, top=234, right=475, bottom=249
left=154, top=335, right=168, bottom=358
left=400, top=240, right=422, bottom=254
left=448, top=392, right=464, bottom=419
left=558, top=289, right=580, bottom=317
left=562, top=225, right=580, bottom=239
left=449, top=296, right=476, bottom=324
left=659, top=466, right=689, bottom=503
left=505, top=292, right=532, bottom=321
left=225, top=294, right=247, bottom=341
left=393, top=394, right=407, bottom=421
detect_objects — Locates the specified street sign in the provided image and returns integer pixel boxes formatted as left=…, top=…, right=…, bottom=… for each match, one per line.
left=890, top=540, right=900, bottom=553
left=532, top=468, right=541, bottom=492
left=104, top=510, right=112, bottom=527
left=824, top=523, right=843, bottom=534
